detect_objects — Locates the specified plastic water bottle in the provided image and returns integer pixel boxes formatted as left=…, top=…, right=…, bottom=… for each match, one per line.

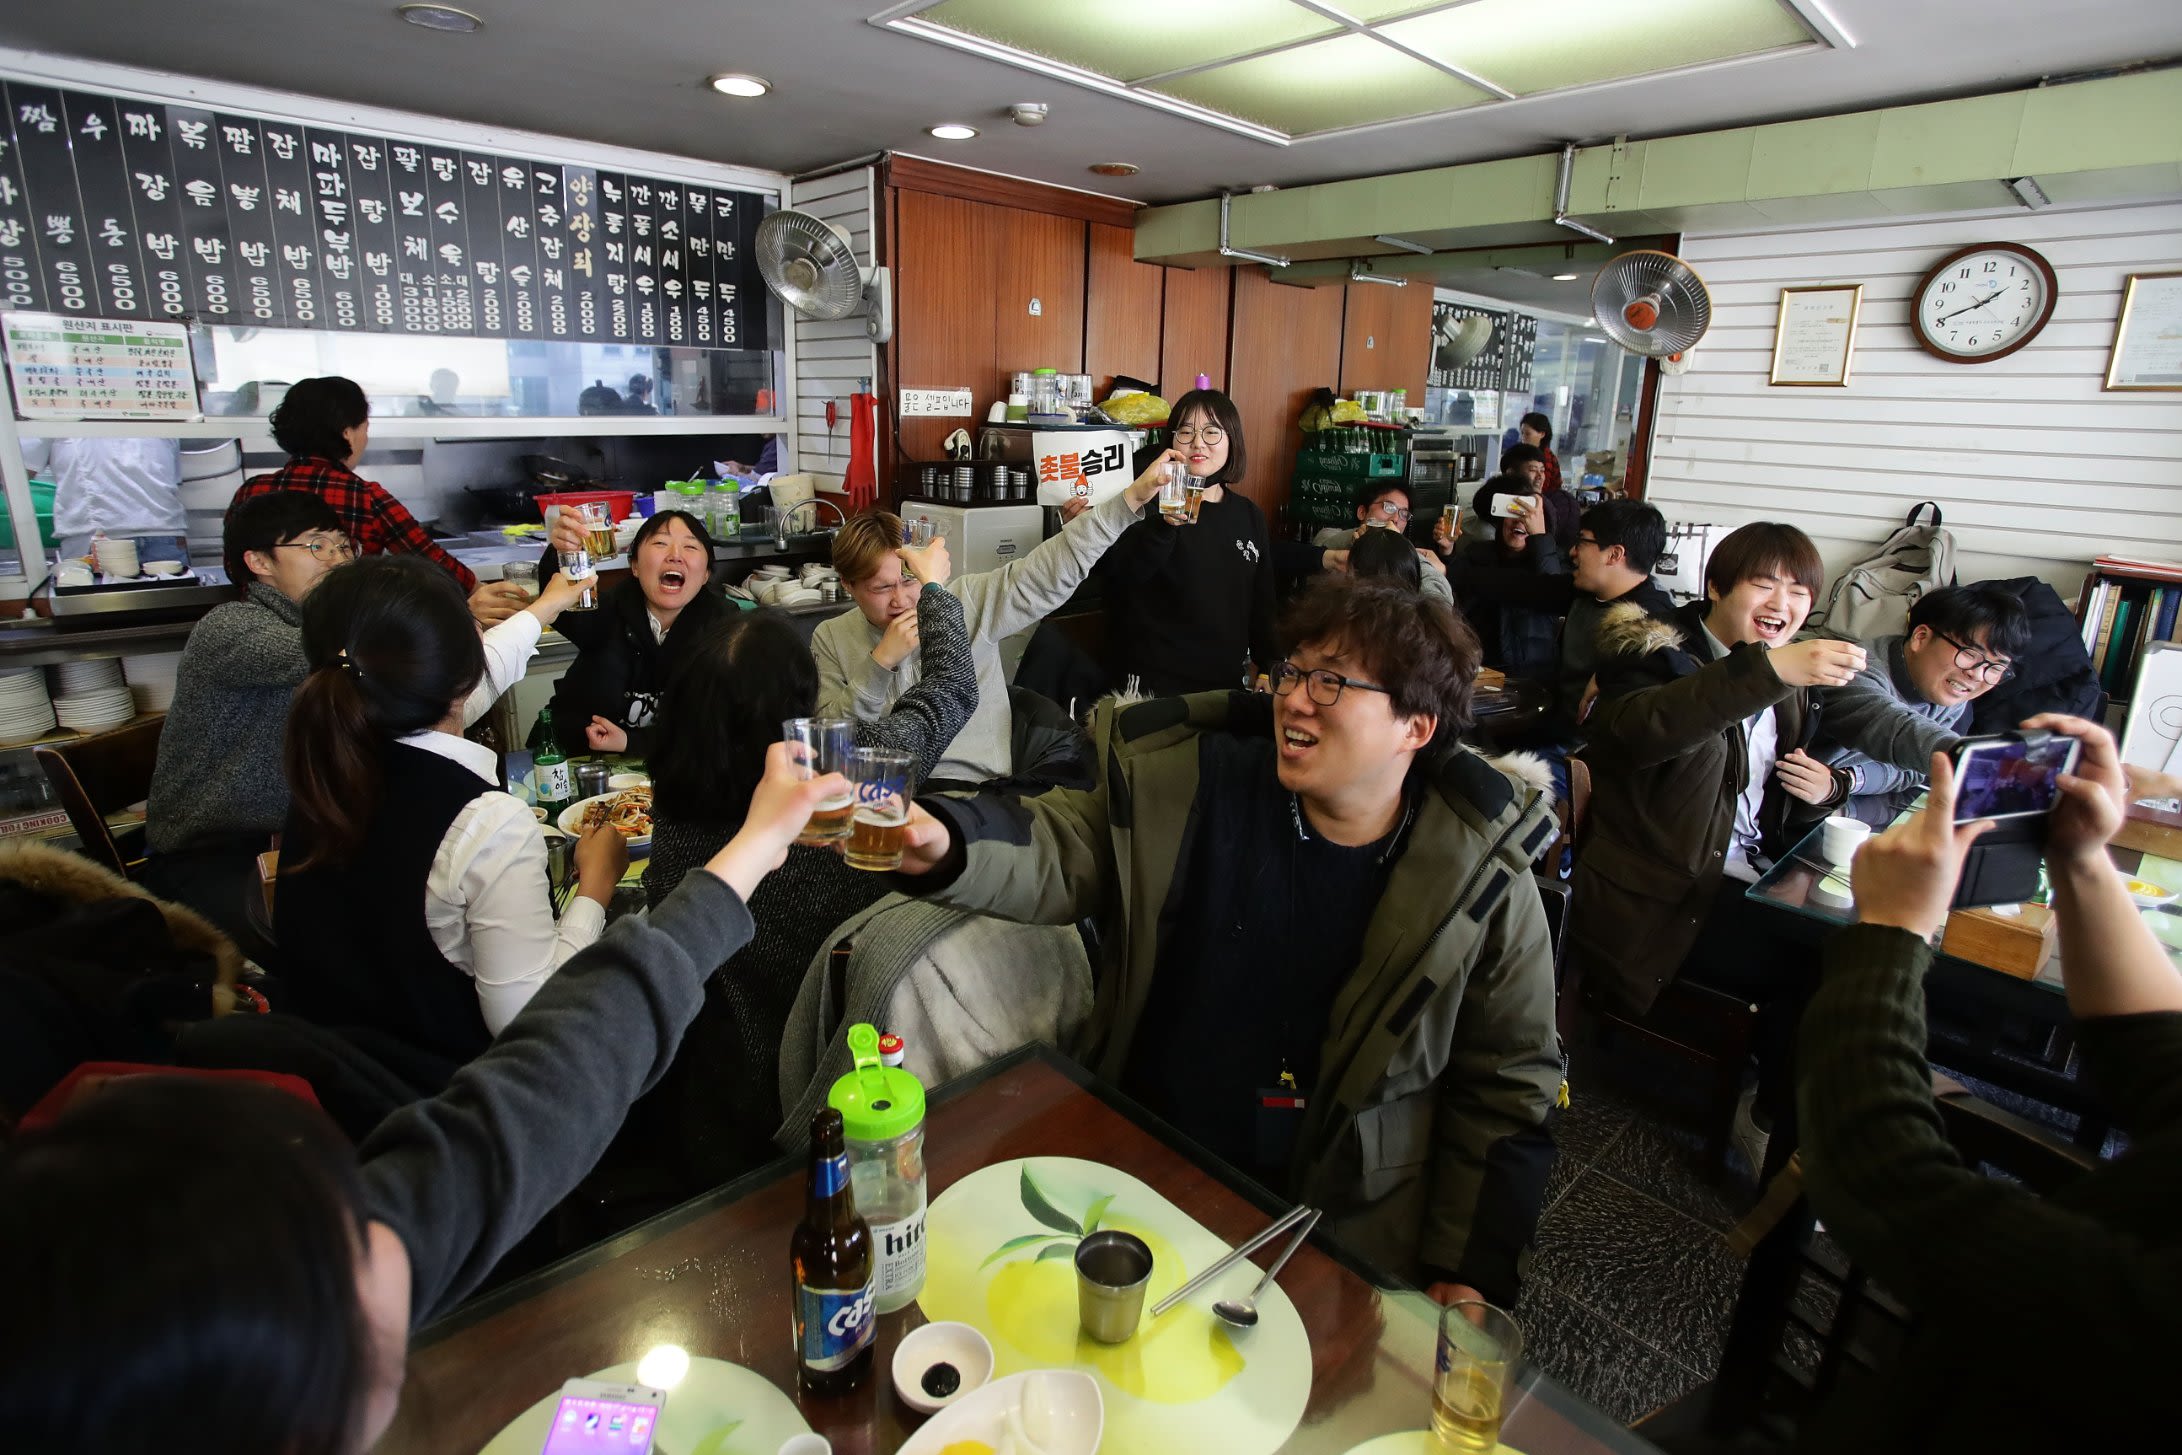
left=827, top=1023, right=926, bottom=1314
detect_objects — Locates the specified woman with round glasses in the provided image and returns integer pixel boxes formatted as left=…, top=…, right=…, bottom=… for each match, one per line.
left=1096, top=388, right=1278, bottom=695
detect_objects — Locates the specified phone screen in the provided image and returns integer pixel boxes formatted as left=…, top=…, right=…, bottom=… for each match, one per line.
left=540, top=1395, right=657, bottom=1454
left=1953, top=737, right=2077, bottom=823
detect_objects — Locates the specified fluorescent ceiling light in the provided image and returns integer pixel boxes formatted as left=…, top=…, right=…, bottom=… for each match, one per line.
left=707, top=73, right=772, bottom=97
left=2004, top=175, right=2051, bottom=210
left=1552, top=272, right=1581, bottom=281
left=928, top=123, right=979, bottom=140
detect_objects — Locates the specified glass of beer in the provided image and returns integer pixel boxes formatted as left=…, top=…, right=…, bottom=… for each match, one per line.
left=783, top=718, right=856, bottom=845
left=1157, top=462, right=1190, bottom=523
left=502, top=560, right=540, bottom=600
left=844, top=747, right=915, bottom=872
left=580, top=501, right=617, bottom=560
left=905, top=516, right=936, bottom=549
left=1432, top=1300, right=1521, bottom=1451
left=1180, top=474, right=1208, bottom=523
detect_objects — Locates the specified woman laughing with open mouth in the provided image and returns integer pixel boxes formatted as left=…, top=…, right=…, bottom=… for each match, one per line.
left=544, top=509, right=735, bottom=756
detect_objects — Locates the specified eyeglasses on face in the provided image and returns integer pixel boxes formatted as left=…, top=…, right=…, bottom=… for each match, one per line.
left=1369, top=499, right=1412, bottom=523
left=1171, top=425, right=1226, bottom=446
left=1271, top=661, right=1391, bottom=707
left=275, top=535, right=355, bottom=561
left=1935, top=631, right=2015, bottom=683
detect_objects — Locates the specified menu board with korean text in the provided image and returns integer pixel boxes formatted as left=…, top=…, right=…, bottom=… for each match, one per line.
left=0, top=80, right=768, bottom=350
left=4, top=311, right=197, bottom=419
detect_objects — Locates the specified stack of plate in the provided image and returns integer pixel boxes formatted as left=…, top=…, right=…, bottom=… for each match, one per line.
left=124, top=651, right=184, bottom=713
left=52, top=659, right=136, bottom=734
left=0, top=668, right=56, bottom=746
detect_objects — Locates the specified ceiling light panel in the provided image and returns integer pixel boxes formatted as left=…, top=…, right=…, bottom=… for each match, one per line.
left=1152, top=31, right=1489, bottom=134
left=1384, top=0, right=1815, bottom=96
left=923, top=0, right=1337, bottom=83
left=1325, top=1, right=1465, bottom=20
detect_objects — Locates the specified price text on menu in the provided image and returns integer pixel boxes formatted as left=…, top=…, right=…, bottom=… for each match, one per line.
left=0, top=81, right=770, bottom=350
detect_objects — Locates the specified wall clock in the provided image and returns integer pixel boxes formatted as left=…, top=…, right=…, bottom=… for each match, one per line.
left=1910, top=242, right=2059, bottom=363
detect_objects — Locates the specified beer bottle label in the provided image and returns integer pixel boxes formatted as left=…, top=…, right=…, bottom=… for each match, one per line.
left=794, top=1281, right=874, bottom=1372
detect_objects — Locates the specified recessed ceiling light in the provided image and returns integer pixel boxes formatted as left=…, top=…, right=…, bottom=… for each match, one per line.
left=396, top=3, right=483, bottom=32
left=707, top=73, right=771, bottom=98
left=928, top=123, right=978, bottom=141
left=1089, top=162, right=1139, bottom=177
left=1552, top=272, right=1581, bottom=281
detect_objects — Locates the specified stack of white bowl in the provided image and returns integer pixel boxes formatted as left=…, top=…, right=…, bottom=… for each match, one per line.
left=0, top=667, right=57, bottom=746
left=52, top=659, right=137, bottom=734
left=124, top=651, right=184, bottom=714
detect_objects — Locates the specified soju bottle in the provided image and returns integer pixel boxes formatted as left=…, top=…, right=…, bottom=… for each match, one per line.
left=534, top=708, right=572, bottom=820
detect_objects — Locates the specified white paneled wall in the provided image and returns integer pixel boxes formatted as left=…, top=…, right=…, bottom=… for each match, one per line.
left=786, top=167, right=879, bottom=490
left=1648, top=200, right=2182, bottom=601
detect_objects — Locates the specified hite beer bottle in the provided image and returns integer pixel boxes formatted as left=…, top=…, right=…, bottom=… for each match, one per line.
left=791, top=1107, right=876, bottom=1394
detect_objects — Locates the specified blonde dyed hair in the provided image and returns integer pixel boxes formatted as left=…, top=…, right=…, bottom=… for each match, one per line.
left=831, top=509, right=905, bottom=585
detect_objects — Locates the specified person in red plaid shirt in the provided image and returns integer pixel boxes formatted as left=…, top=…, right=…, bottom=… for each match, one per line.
left=228, top=377, right=532, bottom=627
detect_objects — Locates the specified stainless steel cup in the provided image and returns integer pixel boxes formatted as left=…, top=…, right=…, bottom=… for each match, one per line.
left=1075, top=1229, right=1153, bottom=1344
left=575, top=763, right=611, bottom=800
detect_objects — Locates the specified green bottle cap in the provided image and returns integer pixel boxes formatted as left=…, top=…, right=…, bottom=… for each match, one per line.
left=826, top=1023, right=924, bottom=1142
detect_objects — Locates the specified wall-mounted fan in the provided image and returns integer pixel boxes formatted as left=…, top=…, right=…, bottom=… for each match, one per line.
left=1591, top=250, right=1711, bottom=358
left=754, top=208, right=893, bottom=343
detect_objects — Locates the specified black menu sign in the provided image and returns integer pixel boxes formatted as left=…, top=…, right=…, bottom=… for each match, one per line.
left=0, top=79, right=768, bottom=351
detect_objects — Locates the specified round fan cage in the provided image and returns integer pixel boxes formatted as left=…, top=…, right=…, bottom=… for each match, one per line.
left=755, top=210, right=864, bottom=321
left=1590, top=249, right=1712, bottom=357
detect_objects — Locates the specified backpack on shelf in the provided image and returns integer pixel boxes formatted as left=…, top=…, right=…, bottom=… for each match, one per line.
left=1815, top=502, right=1957, bottom=641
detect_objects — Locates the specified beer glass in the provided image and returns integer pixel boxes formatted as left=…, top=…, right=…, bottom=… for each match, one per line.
left=580, top=501, right=616, bottom=560
left=905, top=517, right=936, bottom=549
left=783, top=718, right=856, bottom=845
left=844, top=747, right=915, bottom=871
left=1180, top=474, right=1208, bottom=523
left=502, top=560, right=541, bottom=600
left=1157, top=460, right=1190, bottom=523
left=1433, top=1300, right=1522, bottom=1451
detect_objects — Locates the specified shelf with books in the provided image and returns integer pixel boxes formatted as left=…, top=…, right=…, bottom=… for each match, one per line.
left=2078, top=557, right=2182, bottom=707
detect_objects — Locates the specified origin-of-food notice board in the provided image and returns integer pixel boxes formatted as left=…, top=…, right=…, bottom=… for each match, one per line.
left=3, top=312, right=199, bottom=419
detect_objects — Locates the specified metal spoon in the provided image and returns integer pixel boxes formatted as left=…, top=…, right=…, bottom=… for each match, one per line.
left=1212, top=1209, right=1321, bottom=1328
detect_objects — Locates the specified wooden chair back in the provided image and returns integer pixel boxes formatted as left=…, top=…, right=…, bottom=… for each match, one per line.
left=33, top=715, right=164, bottom=878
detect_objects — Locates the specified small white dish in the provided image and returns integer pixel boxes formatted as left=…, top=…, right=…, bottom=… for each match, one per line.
left=896, top=1369, right=1101, bottom=1455
left=2125, top=878, right=2176, bottom=908
left=141, top=560, right=186, bottom=576
left=890, top=1321, right=994, bottom=1416
left=608, top=772, right=651, bottom=791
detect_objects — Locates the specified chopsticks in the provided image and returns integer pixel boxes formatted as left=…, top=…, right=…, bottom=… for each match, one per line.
left=1150, top=1203, right=1317, bottom=1318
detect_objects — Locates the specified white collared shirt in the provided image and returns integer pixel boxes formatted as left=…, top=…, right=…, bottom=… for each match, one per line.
left=396, top=727, right=605, bottom=1034
left=1704, top=625, right=1779, bottom=884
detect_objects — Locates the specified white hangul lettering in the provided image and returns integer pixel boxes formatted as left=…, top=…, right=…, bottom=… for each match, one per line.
left=124, top=110, right=161, bottom=141
left=276, top=187, right=305, bottom=215
left=465, top=159, right=491, bottom=186
left=79, top=113, right=110, bottom=142
left=193, top=237, right=227, bottom=264
left=434, top=200, right=460, bottom=225
left=606, top=272, right=625, bottom=296
left=429, top=156, right=457, bottom=182
left=392, top=145, right=421, bottom=172
left=632, top=213, right=651, bottom=238
left=183, top=179, right=217, bottom=208
left=663, top=277, right=683, bottom=299
left=509, top=263, right=532, bottom=286
left=132, top=172, right=168, bottom=202
left=98, top=218, right=129, bottom=246
left=606, top=240, right=625, bottom=265
left=144, top=232, right=179, bottom=261
left=662, top=248, right=679, bottom=273
left=544, top=266, right=564, bottom=291
left=691, top=235, right=710, bottom=258
left=475, top=259, right=500, bottom=284
left=174, top=117, right=208, bottom=149
left=660, top=188, right=679, bottom=210
left=536, top=203, right=561, bottom=229
left=437, top=241, right=463, bottom=267
left=364, top=250, right=391, bottom=276
left=635, top=274, right=654, bottom=296
left=228, top=183, right=262, bottom=211
left=540, top=234, right=564, bottom=260
left=322, top=229, right=352, bottom=254
left=504, top=214, right=529, bottom=239
left=500, top=165, right=525, bottom=190
left=325, top=252, right=353, bottom=280
left=719, top=237, right=735, bottom=261
left=534, top=169, right=558, bottom=197
left=311, top=142, right=340, bottom=168
left=604, top=211, right=623, bottom=236
left=352, top=143, right=381, bottom=171
left=629, top=182, right=650, bottom=207
left=691, top=278, right=711, bottom=301
left=402, top=235, right=428, bottom=260
left=314, top=170, right=345, bottom=198
left=0, top=177, right=14, bottom=207
left=222, top=125, right=254, bottom=154
left=43, top=214, right=76, bottom=245
left=716, top=194, right=735, bottom=216
left=0, top=219, right=22, bottom=249
left=320, top=200, right=349, bottom=225
left=659, top=218, right=680, bottom=241
left=238, top=240, right=271, bottom=268
left=634, top=243, right=652, bottom=268
left=689, top=191, right=709, bottom=215
left=19, top=103, right=58, bottom=134
left=357, top=197, right=387, bottom=225
left=266, top=129, right=298, bottom=160
left=601, top=178, right=622, bottom=203
left=398, top=190, right=426, bottom=217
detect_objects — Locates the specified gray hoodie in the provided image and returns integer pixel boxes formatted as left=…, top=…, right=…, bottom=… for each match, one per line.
left=810, top=489, right=1137, bottom=784
left=1814, top=633, right=1970, bottom=795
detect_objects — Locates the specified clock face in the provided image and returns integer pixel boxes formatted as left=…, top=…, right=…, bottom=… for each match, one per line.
left=1912, top=243, right=2059, bottom=363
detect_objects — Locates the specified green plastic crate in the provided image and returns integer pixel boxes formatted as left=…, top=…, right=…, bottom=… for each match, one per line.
left=0, top=477, right=57, bottom=553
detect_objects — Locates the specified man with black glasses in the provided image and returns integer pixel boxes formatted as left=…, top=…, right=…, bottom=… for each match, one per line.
left=1812, top=584, right=2033, bottom=818
left=887, top=577, right=1563, bottom=1310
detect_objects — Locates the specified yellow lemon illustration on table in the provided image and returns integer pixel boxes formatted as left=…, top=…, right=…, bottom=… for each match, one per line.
left=984, top=1214, right=1245, bottom=1403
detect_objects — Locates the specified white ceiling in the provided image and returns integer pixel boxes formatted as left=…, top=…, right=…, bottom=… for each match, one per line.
left=1, top=1, right=2176, bottom=206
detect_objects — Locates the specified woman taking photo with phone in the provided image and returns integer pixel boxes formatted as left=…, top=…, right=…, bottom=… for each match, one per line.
left=0, top=746, right=848, bottom=1455
left=274, top=556, right=627, bottom=1096
left=1095, top=388, right=1278, bottom=695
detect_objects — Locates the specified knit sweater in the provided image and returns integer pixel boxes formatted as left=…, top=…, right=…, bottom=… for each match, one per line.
left=1797, top=924, right=2182, bottom=1449
left=1812, top=634, right=1968, bottom=795
left=146, top=583, right=307, bottom=855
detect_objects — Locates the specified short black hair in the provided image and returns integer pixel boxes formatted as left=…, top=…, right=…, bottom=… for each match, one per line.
left=1500, top=443, right=1546, bottom=473
left=631, top=509, right=718, bottom=576
left=1908, top=584, right=2032, bottom=659
left=650, top=612, right=815, bottom=824
left=1165, top=389, right=1247, bottom=489
left=1578, top=499, right=1667, bottom=575
left=1348, top=526, right=1422, bottom=590
left=1354, top=477, right=1411, bottom=515
left=269, top=376, right=370, bottom=462
left=1281, top=576, right=1480, bottom=759
left=224, top=489, right=341, bottom=589
left=1521, top=412, right=1554, bottom=449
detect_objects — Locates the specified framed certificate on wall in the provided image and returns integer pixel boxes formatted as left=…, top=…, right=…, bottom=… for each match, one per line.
left=2104, top=272, right=2182, bottom=391
left=1769, top=284, right=1863, bottom=387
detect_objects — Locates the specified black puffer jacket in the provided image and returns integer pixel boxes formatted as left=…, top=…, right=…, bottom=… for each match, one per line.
left=1967, top=576, right=2103, bottom=734
left=547, top=578, right=737, bottom=755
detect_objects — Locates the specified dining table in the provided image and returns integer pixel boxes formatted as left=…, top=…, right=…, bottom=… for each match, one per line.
left=378, top=1046, right=1662, bottom=1455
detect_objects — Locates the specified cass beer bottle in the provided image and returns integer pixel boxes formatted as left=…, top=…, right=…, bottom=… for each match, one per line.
left=791, top=1107, right=875, bottom=1394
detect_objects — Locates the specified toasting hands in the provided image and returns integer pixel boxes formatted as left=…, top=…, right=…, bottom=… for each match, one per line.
left=1767, top=638, right=1867, bottom=688
left=1125, top=449, right=1181, bottom=512
left=704, top=742, right=853, bottom=898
